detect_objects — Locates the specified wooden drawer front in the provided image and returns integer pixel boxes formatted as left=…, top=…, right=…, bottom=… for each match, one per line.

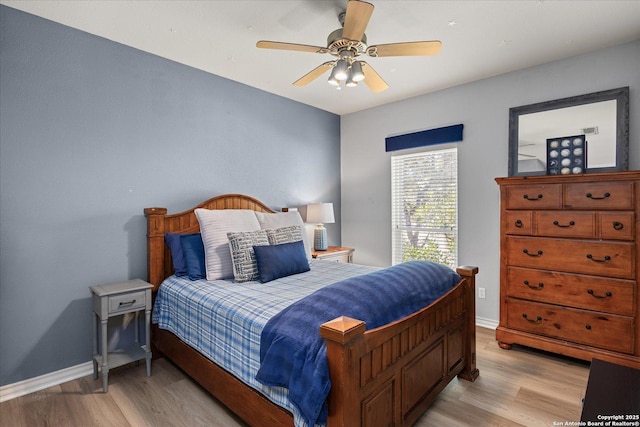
left=599, top=211, right=635, bottom=241
left=535, top=211, right=595, bottom=238
left=109, top=290, right=146, bottom=314
left=506, top=267, right=636, bottom=316
left=505, top=211, right=532, bottom=235
left=564, top=181, right=634, bottom=210
left=505, top=236, right=634, bottom=279
left=505, top=299, right=634, bottom=354
left=504, top=184, right=562, bottom=210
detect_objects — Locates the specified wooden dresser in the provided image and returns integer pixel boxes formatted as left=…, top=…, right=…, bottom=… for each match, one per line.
left=496, top=171, right=640, bottom=369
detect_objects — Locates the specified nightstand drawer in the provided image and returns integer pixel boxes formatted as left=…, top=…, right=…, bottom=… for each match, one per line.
left=109, top=291, right=146, bottom=314
left=318, top=253, right=351, bottom=263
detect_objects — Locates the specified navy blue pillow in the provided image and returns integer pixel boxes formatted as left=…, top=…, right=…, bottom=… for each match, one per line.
left=180, top=233, right=206, bottom=280
left=253, top=240, right=310, bottom=283
left=165, top=233, right=189, bottom=277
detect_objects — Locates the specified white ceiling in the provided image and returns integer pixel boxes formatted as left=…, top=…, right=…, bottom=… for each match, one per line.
left=3, top=0, right=640, bottom=115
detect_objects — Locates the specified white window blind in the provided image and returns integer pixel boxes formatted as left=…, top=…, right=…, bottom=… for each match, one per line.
left=391, top=147, right=458, bottom=268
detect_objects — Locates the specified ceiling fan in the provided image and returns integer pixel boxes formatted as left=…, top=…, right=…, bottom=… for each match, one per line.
left=256, top=0, right=442, bottom=93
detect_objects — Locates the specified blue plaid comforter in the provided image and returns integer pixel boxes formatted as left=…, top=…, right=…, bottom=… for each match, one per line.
left=152, top=259, right=379, bottom=427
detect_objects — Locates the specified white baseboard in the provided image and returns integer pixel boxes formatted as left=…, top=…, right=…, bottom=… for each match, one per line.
left=0, top=361, right=93, bottom=403
left=476, top=316, right=499, bottom=330
left=1, top=317, right=499, bottom=403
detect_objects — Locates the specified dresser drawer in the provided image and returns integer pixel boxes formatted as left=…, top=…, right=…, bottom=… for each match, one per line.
left=504, top=184, right=562, bottom=210
left=108, top=290, right=147, bottom=314
left=505, top=236, right=635, bottom=279
left=505, top=298, right=634, bottom=354
left=565, top=181, right=634, bottom=210
left=535, top=211, right=595, bottom=238
left=506, top=267, right=635, bottom=316
left=505, top=211, right=532, bottom=235
left=599, top=211, right=635, bottom=241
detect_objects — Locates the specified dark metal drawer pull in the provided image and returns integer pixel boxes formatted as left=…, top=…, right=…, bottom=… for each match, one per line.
left=523, top=194, right=543, bottom=201
left=586, top=192, right=610, bottom=200
left=553, top=220, right=575, bottom=228
left=522, top=313, right=542, bottom=323
left=515, top=219, right=523, bottom=228
left=523, top=248, right=543, bottom=257
left=118, top=299, right=137, bottom=307
left=613, top=221, right=624, bottom=230
left=586, top=254, right=611, bottom=263
left=585, top=324, right=592, bottom=330
left=523, top=280, right=544, bottom=290
left=587, top=289, right=612, bottom=299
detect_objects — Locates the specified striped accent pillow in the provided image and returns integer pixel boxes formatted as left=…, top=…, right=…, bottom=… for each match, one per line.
left=227, top=230, right=270, bottom=282
left=265, top=225, right=304, bottom=246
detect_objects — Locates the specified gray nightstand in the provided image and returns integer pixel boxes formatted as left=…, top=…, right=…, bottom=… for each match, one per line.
left=90, top=279, right=152, bottom=392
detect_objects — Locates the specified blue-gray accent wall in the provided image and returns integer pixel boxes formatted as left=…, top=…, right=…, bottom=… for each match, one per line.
left=0, top=5, right=340, bottom=386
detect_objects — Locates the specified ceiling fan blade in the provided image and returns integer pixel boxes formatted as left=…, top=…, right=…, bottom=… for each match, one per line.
left=293, top=62, right=334, bottom=87
left=342, top=0, right=374, bottom=41
left=256, top=40, right=328, bottom=54
left=360, top=62, right=388, bottom=93
left=367, top=41, right=443, bottom=57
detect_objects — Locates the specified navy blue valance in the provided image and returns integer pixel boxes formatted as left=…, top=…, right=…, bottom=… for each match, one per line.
left=385, top=124, right=464, bottom=152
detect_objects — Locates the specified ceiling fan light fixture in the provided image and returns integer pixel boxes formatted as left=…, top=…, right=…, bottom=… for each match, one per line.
left=327, top=72, right=340, bottom=86
left=350, top=61, right=365, bottom=82
left=345, top=74, right=358, bottom=87
left=333, top=58, right=349, bottom=81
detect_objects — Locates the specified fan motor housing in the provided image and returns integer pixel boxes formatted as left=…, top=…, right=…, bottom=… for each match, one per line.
left=327, top=29, right=368, bottom=56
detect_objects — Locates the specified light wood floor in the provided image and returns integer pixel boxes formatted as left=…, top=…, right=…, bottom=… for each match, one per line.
left=0, top=327, right=591, bottom=427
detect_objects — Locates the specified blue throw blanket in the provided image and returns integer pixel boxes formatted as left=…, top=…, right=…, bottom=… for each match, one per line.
left=255, top=261, right=461, bottom=427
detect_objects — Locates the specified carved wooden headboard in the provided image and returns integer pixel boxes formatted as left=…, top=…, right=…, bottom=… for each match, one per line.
left=144, top=194, right=275, bottom=290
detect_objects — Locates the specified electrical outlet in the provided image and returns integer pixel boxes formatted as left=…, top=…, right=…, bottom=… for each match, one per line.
left=478, top=288, right=486, bottom=299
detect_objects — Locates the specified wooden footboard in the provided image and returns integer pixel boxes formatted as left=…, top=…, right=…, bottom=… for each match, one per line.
left=320, top=266, right=479, bottom=427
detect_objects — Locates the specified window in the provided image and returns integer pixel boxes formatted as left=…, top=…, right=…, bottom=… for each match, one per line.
left=391, top=147, right=458, bottom=268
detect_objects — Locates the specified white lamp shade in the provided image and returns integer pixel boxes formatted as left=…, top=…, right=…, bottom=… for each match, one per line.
left=306, top=203, right=335, bottom=224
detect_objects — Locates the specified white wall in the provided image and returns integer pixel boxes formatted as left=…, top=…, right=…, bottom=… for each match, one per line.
left=341, top=40, right=640, bottom=323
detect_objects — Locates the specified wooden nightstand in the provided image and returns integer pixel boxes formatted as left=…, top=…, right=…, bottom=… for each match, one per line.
left=90, top=279, right=152, bottom=392
left=312, top=246, right=354, bottom=263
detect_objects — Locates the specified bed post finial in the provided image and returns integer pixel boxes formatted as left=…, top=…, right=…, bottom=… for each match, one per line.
left=144, top=207, right=168, bottom=290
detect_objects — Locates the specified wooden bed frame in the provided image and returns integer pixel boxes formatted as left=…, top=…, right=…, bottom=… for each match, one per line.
left=144, top=194, right=479, bottom=427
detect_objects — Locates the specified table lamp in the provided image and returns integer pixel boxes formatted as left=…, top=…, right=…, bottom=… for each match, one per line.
left=306, top=202, right=335, bottom=251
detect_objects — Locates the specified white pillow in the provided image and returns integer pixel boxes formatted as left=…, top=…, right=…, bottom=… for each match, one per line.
left=254, top=211, right=311, bottom=260
left=194, top=209, right=261, bottom=280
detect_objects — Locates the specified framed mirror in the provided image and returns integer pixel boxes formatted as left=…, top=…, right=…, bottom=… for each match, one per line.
left=508, top=87, right=629, bottom=176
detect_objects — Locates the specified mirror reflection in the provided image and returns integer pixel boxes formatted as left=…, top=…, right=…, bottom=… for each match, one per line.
left=508, top=87, right=629, bottom=176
